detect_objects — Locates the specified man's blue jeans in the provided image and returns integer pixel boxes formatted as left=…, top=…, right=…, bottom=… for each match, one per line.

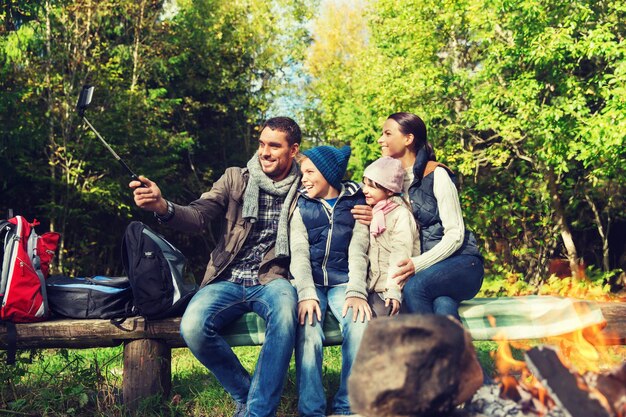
left=295, top=286, right=368, bottom=417
left=180, top=279, right=297, bottom=417
left=403, top=254, right=484, bottom=320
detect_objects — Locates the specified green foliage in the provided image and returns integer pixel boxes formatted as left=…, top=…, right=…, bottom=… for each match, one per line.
left=305, top=0, right=626, bottom=284
left=0, top=0, right=315, bottom=278
left=5, top=0, right=622, bottom=288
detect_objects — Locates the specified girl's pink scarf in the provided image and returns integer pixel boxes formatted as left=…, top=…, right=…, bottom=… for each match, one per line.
left=370, top=199, right=398, bottom=237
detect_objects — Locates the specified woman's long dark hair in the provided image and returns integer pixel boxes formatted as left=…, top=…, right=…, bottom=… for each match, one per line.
left=387, top=112, right=436, bottom=160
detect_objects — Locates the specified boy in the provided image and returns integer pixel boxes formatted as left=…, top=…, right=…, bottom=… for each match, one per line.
left=289, top=145, right=370, bottom=417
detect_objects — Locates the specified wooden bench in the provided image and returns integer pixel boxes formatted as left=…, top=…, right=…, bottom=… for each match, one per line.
left=1, top=301, right=625, bottom=410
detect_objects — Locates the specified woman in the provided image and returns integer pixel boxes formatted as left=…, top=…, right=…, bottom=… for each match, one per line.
left=353, top=112, right=483, bottom=320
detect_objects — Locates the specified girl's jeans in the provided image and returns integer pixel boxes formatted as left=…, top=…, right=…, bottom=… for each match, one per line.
left=295, top=285, right=368, bottom=417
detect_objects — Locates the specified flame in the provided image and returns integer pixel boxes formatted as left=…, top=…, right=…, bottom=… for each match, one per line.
left=489, top=315, right=552, bottom=414
left=494, top=339, right=526, bottom=375
left=487, top=312, right=623, bottom=416
left=544, top=320, right=620, bottom=375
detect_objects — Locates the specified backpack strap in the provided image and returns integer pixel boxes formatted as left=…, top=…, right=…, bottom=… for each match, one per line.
left=110, top=316, right=128, bottom=326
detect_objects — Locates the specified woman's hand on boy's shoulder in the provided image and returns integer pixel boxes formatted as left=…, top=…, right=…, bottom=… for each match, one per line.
left=298, top=299, right=321, bottom=326
left=342, top=297, right=372, bottom=323
left=351, top=204, right=373, bottom=226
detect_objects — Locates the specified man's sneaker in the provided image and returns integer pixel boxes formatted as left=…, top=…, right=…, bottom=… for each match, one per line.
left=233, top=401, right=247, bottom=417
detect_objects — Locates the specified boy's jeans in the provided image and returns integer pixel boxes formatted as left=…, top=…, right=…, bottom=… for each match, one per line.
left=180, top=279, right=297, bottom=417
left=295, top=286, right=368, bottom=417
left=403, top=254, right=484, bottom=320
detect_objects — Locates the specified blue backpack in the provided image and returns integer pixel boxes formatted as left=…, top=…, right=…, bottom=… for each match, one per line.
left=46, top=275, right=135, bottom=319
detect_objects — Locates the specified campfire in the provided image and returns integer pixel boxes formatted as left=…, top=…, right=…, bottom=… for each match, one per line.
left=466, top=317, right=626, bottom=417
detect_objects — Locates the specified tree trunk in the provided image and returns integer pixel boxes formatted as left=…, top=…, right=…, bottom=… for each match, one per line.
left=547, top=167, right=581, bottom=279
left=585, top=192, right=611, bottom=272
left=3, top=0, right=11, bottom=31
left=130, top=0, right=145, bottom=92
left=44, top=0, right=64, bottom=272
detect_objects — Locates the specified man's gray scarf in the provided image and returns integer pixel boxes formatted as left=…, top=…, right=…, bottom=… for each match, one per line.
left=243, top=154, right=300, bottom=257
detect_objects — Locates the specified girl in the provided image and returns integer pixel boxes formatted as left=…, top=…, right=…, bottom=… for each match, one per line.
left=362, top=156, right=420, bottom=317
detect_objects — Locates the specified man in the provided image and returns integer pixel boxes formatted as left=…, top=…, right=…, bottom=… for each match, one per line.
left=131, top=117, right=301, bottom=417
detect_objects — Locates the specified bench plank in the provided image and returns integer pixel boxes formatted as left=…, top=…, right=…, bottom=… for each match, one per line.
left=0, top=301, right=625, bottom=349
left=0, top=317, right=184, bottom=349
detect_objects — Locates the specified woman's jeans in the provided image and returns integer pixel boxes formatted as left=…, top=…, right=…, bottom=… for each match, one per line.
left=403, top=254, right=484, bottom=320
left=180, top=279, right=297, bottom=417
left=295, top=286, right=368, bottom=417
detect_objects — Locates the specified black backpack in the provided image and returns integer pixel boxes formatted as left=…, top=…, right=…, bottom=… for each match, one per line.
left=121, top=221, right=198, bottom=320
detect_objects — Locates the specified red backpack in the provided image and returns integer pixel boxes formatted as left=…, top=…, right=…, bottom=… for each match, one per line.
left=0, top=216, right=60, bottom=322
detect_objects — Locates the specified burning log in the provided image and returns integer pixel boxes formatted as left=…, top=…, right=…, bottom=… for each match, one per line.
left=524, top=346, right=611, bottom=417
left=584, top=363, right=626, bottom=417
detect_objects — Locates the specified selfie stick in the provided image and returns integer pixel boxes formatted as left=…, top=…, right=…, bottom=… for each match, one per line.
left=76, top=86, right=147, bottom=187
left=81, top=117, right=144, bottom=184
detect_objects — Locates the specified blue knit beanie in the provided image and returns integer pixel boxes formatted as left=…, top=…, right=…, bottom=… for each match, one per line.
left=302, top=145, right=351, bottom=191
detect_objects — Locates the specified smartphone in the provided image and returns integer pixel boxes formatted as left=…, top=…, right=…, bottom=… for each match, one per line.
left=76, top=85, right=94, bottom=116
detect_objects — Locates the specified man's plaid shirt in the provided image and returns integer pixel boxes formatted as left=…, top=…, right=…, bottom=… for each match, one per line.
left=219, top=190, right=284, bottom=286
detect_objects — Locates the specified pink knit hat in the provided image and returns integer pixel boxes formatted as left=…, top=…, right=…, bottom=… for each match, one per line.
left=363, top=156, right=404, bottom=193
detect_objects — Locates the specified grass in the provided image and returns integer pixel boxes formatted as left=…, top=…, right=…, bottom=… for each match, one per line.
left=1, top=342, right=624, bottom=416
left=0, top=345, right=341, bottom=417
left=170, top=346, right=342, bottom=417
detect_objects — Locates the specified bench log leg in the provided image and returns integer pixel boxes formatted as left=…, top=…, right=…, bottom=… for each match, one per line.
left=123, top=339, right=171, bottom=410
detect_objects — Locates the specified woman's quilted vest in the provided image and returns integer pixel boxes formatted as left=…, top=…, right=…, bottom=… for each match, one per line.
left=408, top=150, right=482, bottom=258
